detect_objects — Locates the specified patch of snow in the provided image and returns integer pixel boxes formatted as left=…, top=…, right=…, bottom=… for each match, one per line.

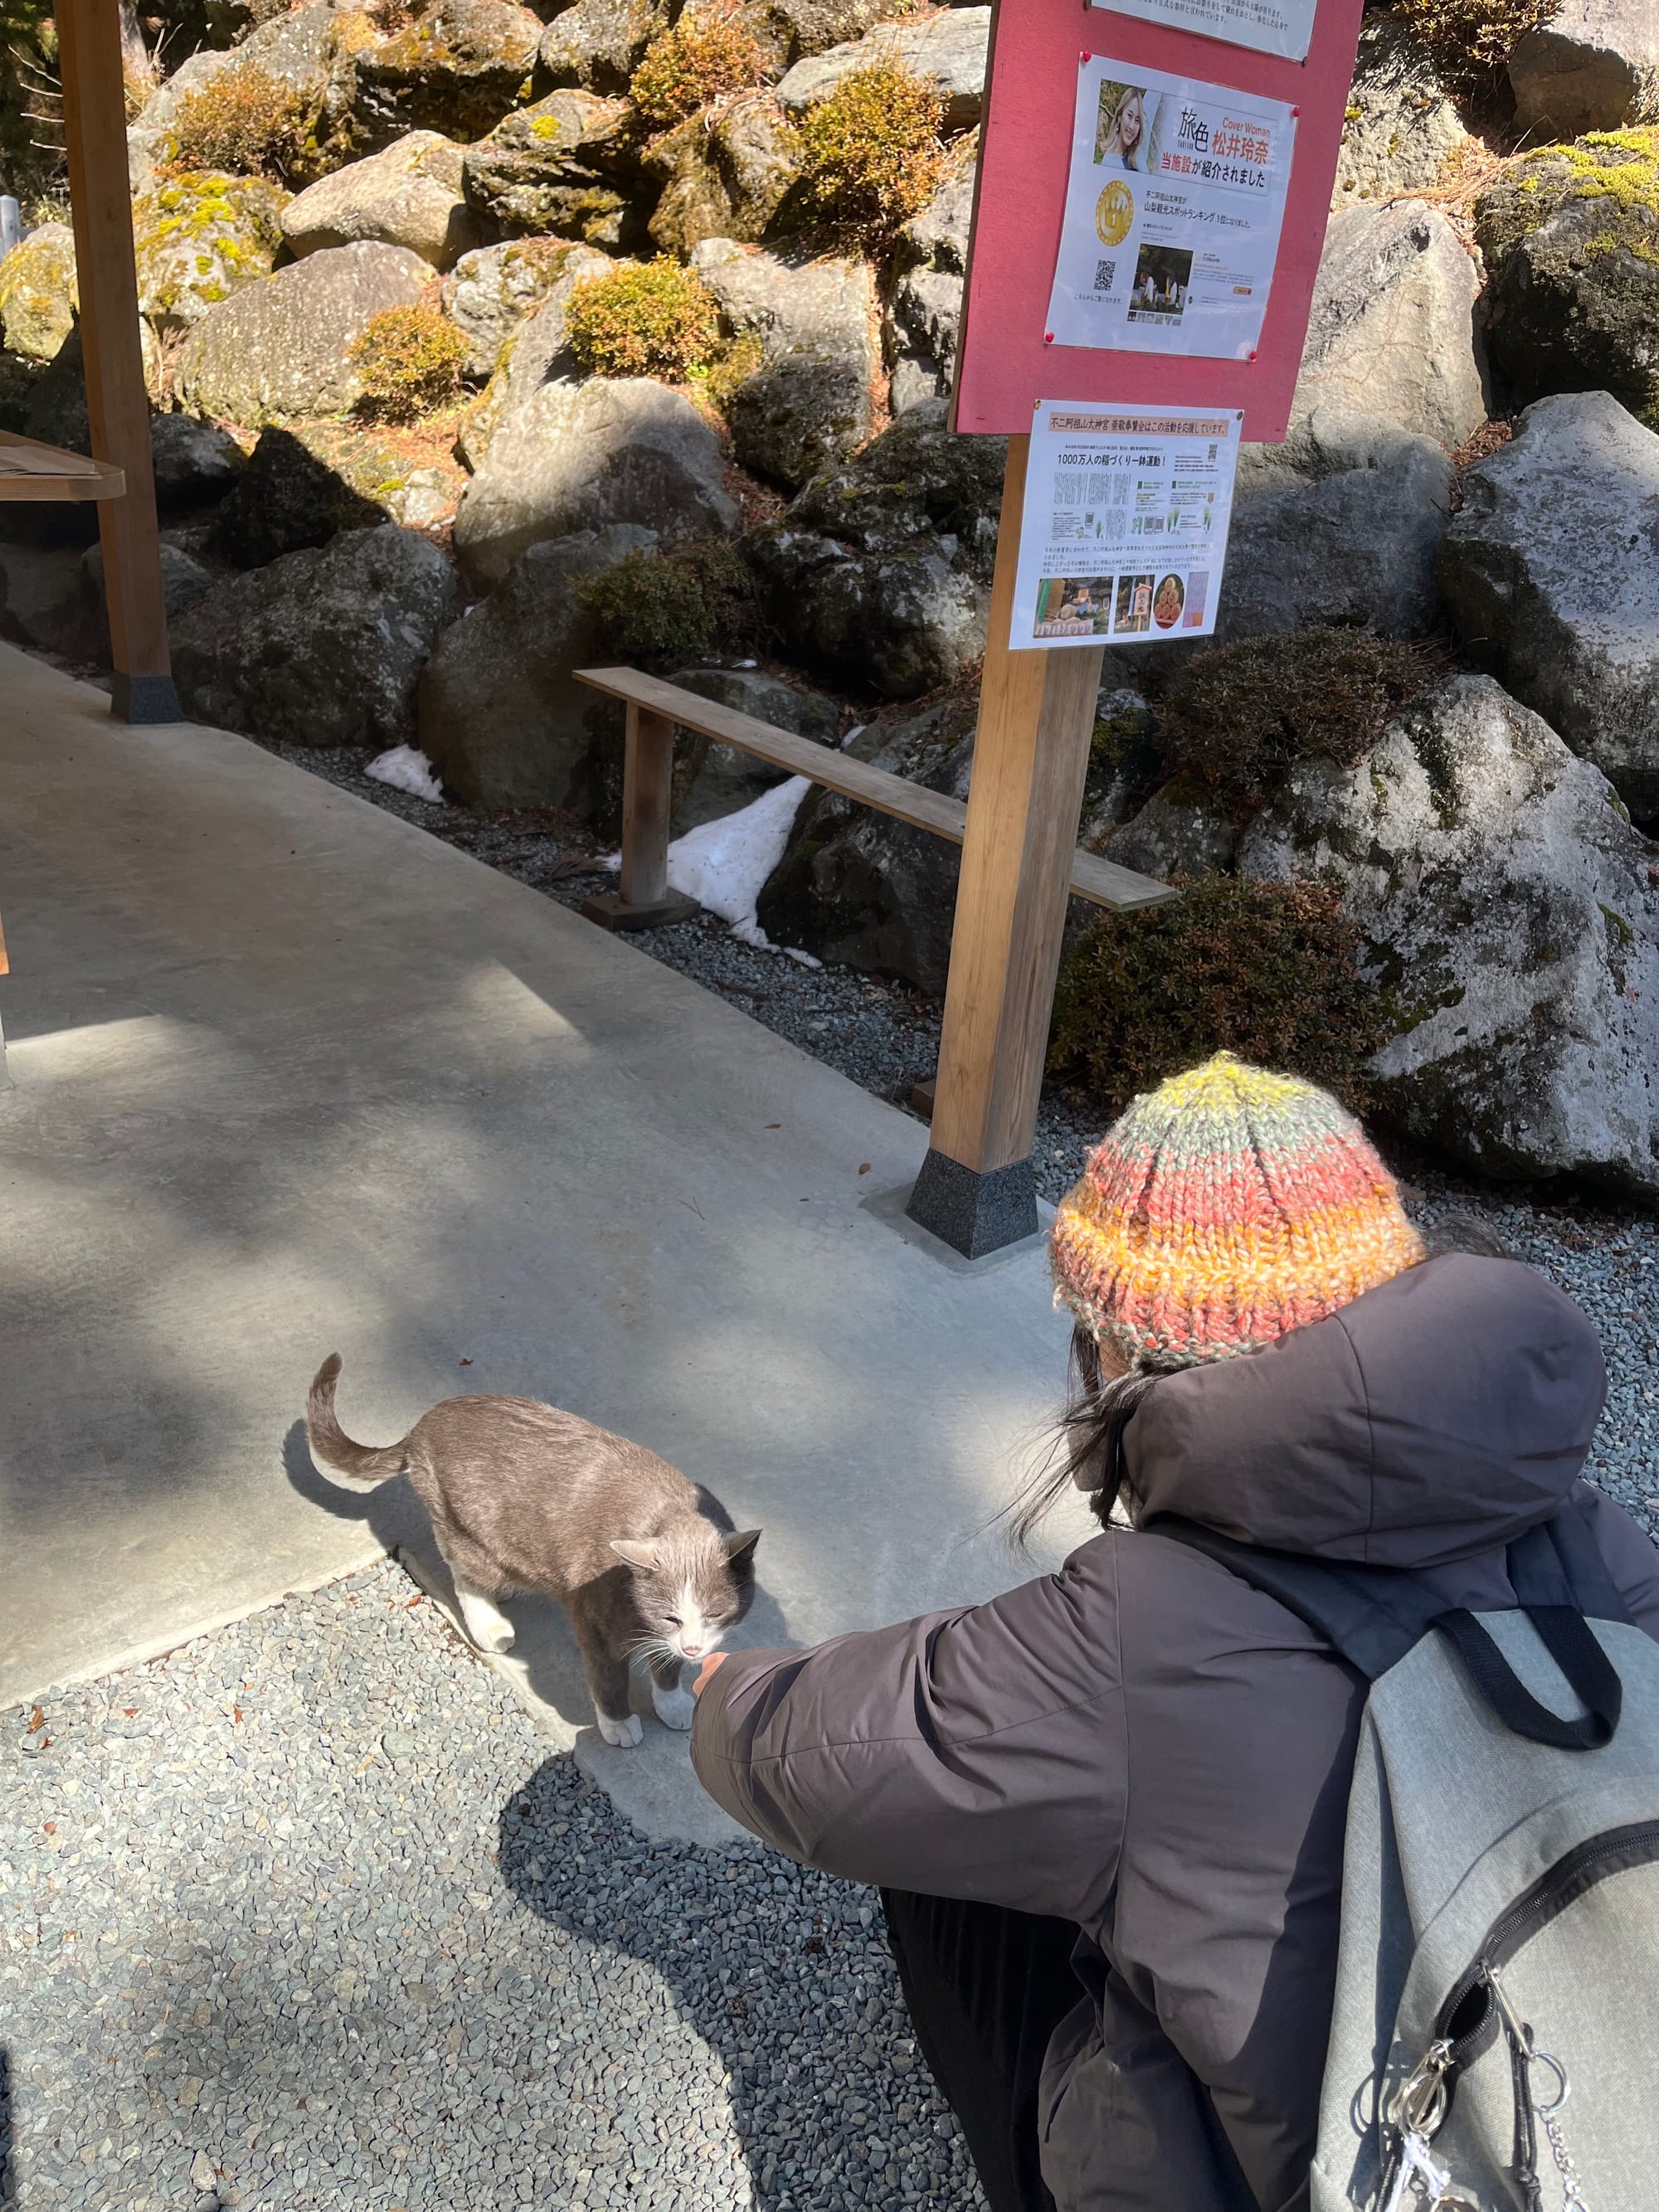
left=365, top=746, right=445, bottom=803
left=840, top=724, right=865, bottom=750
left=666, top=776, right=813, bottom=952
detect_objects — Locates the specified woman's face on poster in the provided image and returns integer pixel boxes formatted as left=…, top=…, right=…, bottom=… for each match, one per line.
left=1118, top=92, right=1143, bottom=152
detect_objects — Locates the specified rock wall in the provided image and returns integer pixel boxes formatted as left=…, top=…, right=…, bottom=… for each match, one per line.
left=2, top=0, right=1657, bottom=1197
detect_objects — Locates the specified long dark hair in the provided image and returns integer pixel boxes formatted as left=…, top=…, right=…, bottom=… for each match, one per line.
left=1005, top=1208, right=1509, bottom=1551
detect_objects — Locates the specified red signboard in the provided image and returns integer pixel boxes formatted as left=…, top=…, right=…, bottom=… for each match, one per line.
left=951, top=0, right=1366, bottom=441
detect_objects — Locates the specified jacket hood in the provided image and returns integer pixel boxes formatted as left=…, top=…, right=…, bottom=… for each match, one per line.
left=1122, top=1255, right=1607, bottom=1570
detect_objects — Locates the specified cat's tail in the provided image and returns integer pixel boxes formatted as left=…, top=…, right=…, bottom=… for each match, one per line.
left=305, top=1354, right=411, bottom=1488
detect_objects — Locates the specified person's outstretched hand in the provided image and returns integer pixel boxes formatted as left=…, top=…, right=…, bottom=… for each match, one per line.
left=693, top=1653, right=727, bottom=1698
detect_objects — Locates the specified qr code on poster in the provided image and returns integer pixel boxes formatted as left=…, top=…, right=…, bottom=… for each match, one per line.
left=1093, top=259, right=1116, bottom=293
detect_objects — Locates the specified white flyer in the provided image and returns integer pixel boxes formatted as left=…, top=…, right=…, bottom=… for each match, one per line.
left=1087, top=0, right=1316, bottom=65
left=1046, top=56, right=1296, bottom=360
left=1009, top=401, right=1243, bottom=652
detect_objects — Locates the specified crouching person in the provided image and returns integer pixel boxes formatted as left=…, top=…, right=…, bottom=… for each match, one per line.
left=689, top=1055, right=1659, bottom=2212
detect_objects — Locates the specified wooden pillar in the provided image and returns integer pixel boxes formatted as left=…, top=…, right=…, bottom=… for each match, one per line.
left=581, top=703, right=698, bottom=932
left=55, top=0, right=178, bottom=723
left=907, top=435, right=1104, bottom=1257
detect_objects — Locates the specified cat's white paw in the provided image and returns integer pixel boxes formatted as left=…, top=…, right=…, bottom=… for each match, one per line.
left=652, top=1682, right=695, bottom=1731
left=596, top=1710, right=644, bottom=1748
left=455, top=1587, right=515, bottom=1654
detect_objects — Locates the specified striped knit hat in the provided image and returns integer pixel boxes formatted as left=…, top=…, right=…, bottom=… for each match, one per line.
left=1050, top=1053, right=1424, bottom=1369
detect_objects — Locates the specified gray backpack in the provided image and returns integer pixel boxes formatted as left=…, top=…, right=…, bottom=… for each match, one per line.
left=1159, top=1504, right=1659, bottom=2212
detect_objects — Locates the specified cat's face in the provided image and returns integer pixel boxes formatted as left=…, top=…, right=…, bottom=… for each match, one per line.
left=611, top=1525, right=761, bottom=1664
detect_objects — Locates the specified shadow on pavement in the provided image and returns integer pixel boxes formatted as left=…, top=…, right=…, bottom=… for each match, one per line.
left=2, top=2044, right=14, bottom=2209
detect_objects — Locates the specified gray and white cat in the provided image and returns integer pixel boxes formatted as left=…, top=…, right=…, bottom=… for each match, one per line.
left=306, top=1355, right=761, bottom=1747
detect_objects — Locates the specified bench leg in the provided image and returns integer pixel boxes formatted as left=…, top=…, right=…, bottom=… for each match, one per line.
left=581, top=702, right=699, bottom=932
left=907, top=435, right=1103, bottom=1259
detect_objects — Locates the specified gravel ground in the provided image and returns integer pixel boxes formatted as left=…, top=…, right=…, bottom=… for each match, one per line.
left=2, top=1563, right=984, bottom=2212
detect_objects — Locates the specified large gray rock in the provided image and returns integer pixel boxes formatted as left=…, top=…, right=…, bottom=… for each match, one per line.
left=1475, top=136, right=1659, bottom=426
left=776, top=7, right=991, bottom=129
left=453, top=376, right=738, bottom=590
left=173, top=524, right=460, bottom=749
left=212, top=421, right=459, bottom=566
left=539, top=0, right=672, bottom=95
left=1292, top=201, right=1486, bottom=452
left=1106, top=785, right=1235, bottom=881
left=454, top=246, right=613, bottom=462
left=462, top=90, right=640, bottom=246
left=1332, top=13, right=1468, bottom=206
left=1510, top=0, right=1659, bottom=138
left=1440, top=390, right=1659, bottom=819
left=280, top=133, right=480, bottom=270
left=1217, top=411, right=1454, bottom=644
left=349, top=0, right=543, bottom=147
left=690, top=239, right=878, bottom=489
left=1239, top=676, right=1659, bottom=1200
left=744, top=397, right=1004, bottom=698
left=418, top=523, right=656, bottom=809
left=645, top=95, right=800, bottom=257
left=665, top=668, right=841, bottom=828
left=756, top=692, right=977, bottom=990
left=884, top=139, right=974, bottom=413
left=441, top=236, right=607, bottom=382
left=173, top=241, right=431, bottom=427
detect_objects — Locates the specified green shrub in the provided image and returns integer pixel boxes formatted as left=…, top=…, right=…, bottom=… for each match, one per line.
left=792, top=63, right=945, bottom=247
left=1049, top=874, right=1389, bottom=1121
left=1395, top=0, right=1558, bottom=85
left=1155, top=626, right=1435, bottom=809
left=578, top=540, right=760, bottom=664
left=630, top=14, right=765, bottom=130
left=564, top=259, right=721, bottom=380
left=164, top=60, right=315, bottom=185
left=697, top=329, right=765, bottom=414
left=348, top=301, right=469, bottom=423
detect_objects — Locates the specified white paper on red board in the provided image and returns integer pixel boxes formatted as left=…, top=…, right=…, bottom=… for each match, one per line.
left=1088, top=0, right=1317, bottom=66
left=1009, top=401, right=1243, bottom=652
left=1046, top=55, right=1297, bottom=361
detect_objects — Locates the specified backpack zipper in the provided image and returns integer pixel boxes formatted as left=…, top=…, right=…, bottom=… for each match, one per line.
left=1433, top=1818, right=1659, bottom=2054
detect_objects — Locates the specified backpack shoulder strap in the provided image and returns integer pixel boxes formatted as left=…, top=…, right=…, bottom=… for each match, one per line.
left=1146, top=1509, right=1630, bottom=1748
left=1141, top=1515, right=1442, bottom=1681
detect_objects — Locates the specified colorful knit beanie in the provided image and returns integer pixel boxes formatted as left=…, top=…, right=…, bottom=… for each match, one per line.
left=1050, top=1053, right=1424, bottom=1370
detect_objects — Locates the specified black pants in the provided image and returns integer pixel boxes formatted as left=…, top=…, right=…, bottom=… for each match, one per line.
left=881, top=1889, right=1084, bottom=2212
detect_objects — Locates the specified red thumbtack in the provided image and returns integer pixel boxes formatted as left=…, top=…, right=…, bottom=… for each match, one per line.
left=1044, top=332, right=1055, bottom=344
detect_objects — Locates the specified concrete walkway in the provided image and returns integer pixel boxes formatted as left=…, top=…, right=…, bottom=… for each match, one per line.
left=0, top=645, right=1087, bottom=1840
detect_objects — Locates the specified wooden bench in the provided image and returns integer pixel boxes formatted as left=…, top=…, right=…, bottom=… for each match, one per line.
left=0, top=428, right=125, bottom=503
left=573, top=665, right=1176, bottom=931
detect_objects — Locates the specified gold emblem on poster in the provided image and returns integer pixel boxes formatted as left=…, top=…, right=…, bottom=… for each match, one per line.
left=1095, top=180, right=1134, bottom=247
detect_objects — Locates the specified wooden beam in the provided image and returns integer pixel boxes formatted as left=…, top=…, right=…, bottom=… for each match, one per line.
left=575, top=665, right=1173, bottom=915
left=579, top=702, right=698, bottom=933
left=907, top=435, right=1107, bottom=1256
left=54, top=0, right=178, bottom=723
left=0, top=429, right=124, bottom=502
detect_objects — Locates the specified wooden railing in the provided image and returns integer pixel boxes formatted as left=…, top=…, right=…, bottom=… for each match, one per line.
left=572, top=665, right=1176, bottom=931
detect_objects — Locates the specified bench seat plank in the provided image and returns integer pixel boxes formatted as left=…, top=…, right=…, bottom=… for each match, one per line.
left=0, top=429, right=125, bottom=503
left=575, top=666, right=1175, bottom=913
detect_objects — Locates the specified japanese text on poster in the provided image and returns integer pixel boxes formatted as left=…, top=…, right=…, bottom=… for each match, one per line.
left=1009, top=401, right=1242, bottom=652
left=1087, top=0, right=1316, bottom=65
left=1046, top=56, right=1296, bottom=360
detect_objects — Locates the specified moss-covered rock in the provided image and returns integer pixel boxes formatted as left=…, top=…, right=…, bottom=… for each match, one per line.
left=461, top=90, right=642, bottom=246
left=1476, top=127, right=1659, bottom=424
left=133, top=172, right=290, bottom=338
left=645, top=95, right=800, bottom=256
left=349, top=0, right=542, bottom=147
left=0, top=224, right=78, bottom=363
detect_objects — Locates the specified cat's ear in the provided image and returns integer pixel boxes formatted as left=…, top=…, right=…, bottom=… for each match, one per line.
left=611, top=1539, right=661, bottom=1573
left=724, top=1529, right=761, bottom=1564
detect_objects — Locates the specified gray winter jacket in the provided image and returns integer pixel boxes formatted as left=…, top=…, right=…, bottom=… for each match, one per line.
left=691, top=1256, right=1659, bottom=2212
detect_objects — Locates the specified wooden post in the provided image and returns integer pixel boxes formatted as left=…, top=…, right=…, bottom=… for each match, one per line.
left=55, top=0, right=178, bottom=724
left=581, top=703, right=698, bottom=932
left=907, top=435, right=1104, bottom=1257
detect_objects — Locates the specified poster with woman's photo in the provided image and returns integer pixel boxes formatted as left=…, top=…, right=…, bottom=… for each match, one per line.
left=1046, top=56, right=1296, bottom=359
left=1009, top=401, right=1242, bottom=651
